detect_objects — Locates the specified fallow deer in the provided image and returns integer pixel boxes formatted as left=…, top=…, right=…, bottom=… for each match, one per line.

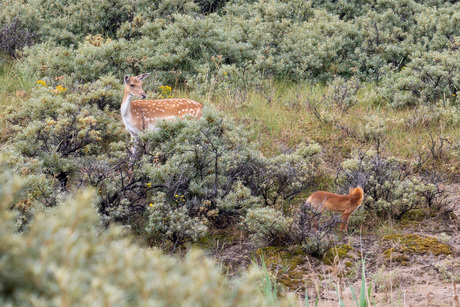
left=121, top=73, right=203, bottom=138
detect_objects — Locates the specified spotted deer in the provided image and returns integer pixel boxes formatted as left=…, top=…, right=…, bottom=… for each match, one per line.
left=121, top=73, right=203, bottom=138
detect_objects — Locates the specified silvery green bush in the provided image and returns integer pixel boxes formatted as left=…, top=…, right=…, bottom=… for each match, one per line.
left=242, top=202, right=339, bottom=256
left=381, top=49, right=460, bottom=107
left=0, top=175, right=294, bottom=306
left=2, top=76, right=123, bottom=211
left=335, top=150, right=445, bottom=220
left=4, top=0, right=460, bottom=104
left=242, top=206, right=292, bottom=245
left=129, top=109, right=322, bottom=245
left=2, top=79, right=322, bottom=246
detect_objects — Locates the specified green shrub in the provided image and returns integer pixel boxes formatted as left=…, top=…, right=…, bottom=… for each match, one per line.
left=335, top=150, right=446, bottom=220
left=242, top=206, right=292, bottom=245
left=146, top=192, right=208, bottom=247
left=2, top=79, right=322, bottom=246
left=130, top=110, right=321, bottom=245
left=0, top=179, right=294, bottom=306
left=288, top=202, right=339, bottom=256
left=405, top=102, right=460, bottom=128
left=242, top=202, right=339, bottom=256
left=4, top=0, right=460, bottom=100
left=381, top=49, right=460, bottom=107
left=0, top=18, right=36, bottom=58
left=320, top=76, right=361, bottom=112
left=3, top=76, right=123, bottom=210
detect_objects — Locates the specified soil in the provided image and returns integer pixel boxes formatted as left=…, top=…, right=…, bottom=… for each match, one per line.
left=211, top=184, right=460, bottom=306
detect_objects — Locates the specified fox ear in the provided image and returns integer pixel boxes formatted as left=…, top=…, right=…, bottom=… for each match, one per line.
left=349, top=187, right=354, bottom=193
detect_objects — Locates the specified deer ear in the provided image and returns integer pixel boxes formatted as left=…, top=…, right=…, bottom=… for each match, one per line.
left=137, top=73, right=150, bottom=81
left=124, top=75, right=130, bottom=84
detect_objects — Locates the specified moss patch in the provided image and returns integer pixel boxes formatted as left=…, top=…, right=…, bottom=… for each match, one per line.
left=322, top=244, right=353, bottom=265
left=399, top=209, right=427, bottom=222
left=254, top=246, right=309, bottom=291
left=383, top=234, right=452, bottom=256
left=383, top=247, right=410, bottom=264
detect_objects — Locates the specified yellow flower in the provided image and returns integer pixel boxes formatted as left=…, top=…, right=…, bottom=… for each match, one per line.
left=453, top=94, right=456, bottom=97
left=158, top=85, right=172, bottom=98
left=146, top=182, right=151, bottom=187
left=52, top=85, right=67, bottom=94
left=149, top=203, right=153, bottom=207
left=36, top=80, right=46, bottom=87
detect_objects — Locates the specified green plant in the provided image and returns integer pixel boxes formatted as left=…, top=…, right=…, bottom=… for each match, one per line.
left=335, top=150, right=447, bottom=220
left=0, top=18, right=36, bottom=58
left=242, top=206, right=292, bottom=245
left=349, top=258, right=373, bottom=307
left=320, top=76, right=361, bottom=112
left=0, top=171, right=295, bottom=306
left=259, top=253, right=278, bottom=304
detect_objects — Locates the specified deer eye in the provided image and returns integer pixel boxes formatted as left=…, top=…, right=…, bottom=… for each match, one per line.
left=130, top=84, right=135, bottom=87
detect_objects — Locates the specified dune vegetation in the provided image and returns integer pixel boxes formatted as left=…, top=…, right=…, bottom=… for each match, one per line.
left=1, top=0, right=459, bottom=305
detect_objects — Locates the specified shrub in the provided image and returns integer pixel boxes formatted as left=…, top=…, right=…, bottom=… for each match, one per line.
left=130, top=109, right=321, bottom=245
left=4, top=0, right=460, bottom=98
left=146, top=192, right=208, bottom=248
left=2, top=77, right=123, bottom=210
left=288, top=202, right=339, bottom=256
left=0, top=18, right=36, bottom=58
left=405, top=102, right=460, bottom=129
left=0, top=179, right=294, bottom=306
left=381, top=49, right=460, bottom=107
left=356, top=115, right=397, bottom=152
left=335, top=150, right=447, bottom=220
left=3, top=82, right=322, bottom=246
left=242, top=206, right=292, bottom=245
left=320, top=76, right=361, bottom=112
left=243, top=203, right=339, bottom=256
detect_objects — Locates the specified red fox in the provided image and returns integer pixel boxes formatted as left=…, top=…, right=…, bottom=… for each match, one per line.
left=305, top=187, right=364, bottom=231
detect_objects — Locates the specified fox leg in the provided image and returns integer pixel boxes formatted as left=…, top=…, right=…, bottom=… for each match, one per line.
left=341, top=213, right=351, bottom=231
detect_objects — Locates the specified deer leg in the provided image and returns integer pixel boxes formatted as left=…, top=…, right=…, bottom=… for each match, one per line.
left=128, top=137, right=140, bottom=169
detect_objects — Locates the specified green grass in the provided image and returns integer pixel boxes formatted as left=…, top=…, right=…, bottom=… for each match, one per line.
left=0, top=56, right=35, bottom=107
left=200, top=80, right=460, bottom=175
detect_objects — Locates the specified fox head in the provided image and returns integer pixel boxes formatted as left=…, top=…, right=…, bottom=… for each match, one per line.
left=349, top=186, right=364, bottom=203
left=349, top=186, right=363, bottom=194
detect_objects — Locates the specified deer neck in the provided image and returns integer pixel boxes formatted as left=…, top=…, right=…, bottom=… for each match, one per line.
left=121, top=88, right=133, bottom=118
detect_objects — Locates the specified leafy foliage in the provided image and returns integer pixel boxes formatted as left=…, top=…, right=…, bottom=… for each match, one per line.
left=2, top=0, right=459, bottom=104
left=0, top=18, right=35, bottom=58
left=243, top=202, right=339, bottom=256
left=335, top=150, right=448, bottom=220
left=0, top=176, right=294, bottom=306
left=3, top=77, right=322, bottom=246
